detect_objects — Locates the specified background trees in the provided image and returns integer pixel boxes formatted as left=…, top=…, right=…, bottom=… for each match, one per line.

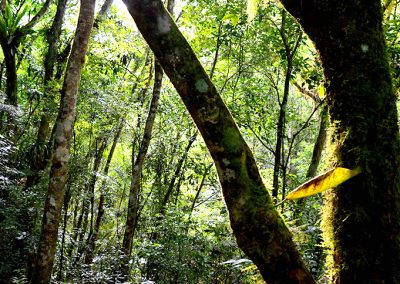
left=0, top=0, right=399, bottom=283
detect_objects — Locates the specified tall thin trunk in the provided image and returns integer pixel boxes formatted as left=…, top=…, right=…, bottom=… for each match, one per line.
left=0, top=60, right=4, bottom=90
left=281, top=1, right=400, bottom=282
left=159, top=133, right=196, bottom=214
left=186, top=163, right=212, bottom=227
left=33, top=0, right=96, bottom=282
left=72, top=136, right=108, bottom=265
left=26, top=0, right=67, bottom=189
left=272, top=11, right=302, bottom=200
left=122, top=1, right=315, bottom=282
left=84, top=119, right=124, bottom=264
left=121, top=60, right=163, bottom=278
left=306, top=105, right=327, bottom=178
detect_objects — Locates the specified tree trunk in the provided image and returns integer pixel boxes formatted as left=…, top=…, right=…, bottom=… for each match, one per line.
left=1, top=43, right=18, bottom=107
left=159, top=133, right=196, bottom=213
left=93, top=0, right=114, bottom=28
left=44, top=0, right=68, bottom=84
left=306, top=105, right=327, bottom=178
left=281, top=1, right=400, bottom=282
left=123, top=1, right=315, bottom=283
left=272, top=11, right=302, bottom=201
left=33, top=0, right=96, bottom=282
left=0, top=0, right=52, bottom=109
left=56, top=185, right=72, bottom=281
left=85, top=119, right=124, bottom=264
left=72, top=136, right=108, bottom=265
left=121, top=60, right=163, bottom=278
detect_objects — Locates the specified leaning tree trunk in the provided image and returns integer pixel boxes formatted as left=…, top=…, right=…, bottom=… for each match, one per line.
left=280, top=1, right=400, bottom=282
left=33, top=0, right=96, bottom=282
left=122, top=1, right=315, bottom=283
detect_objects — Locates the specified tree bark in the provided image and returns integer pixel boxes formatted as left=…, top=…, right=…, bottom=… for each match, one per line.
left=122, top=1, right=315, bottom=283
left=281, top=1, right=400, bottom=282
left=121, top=60, right=163, bottom=277
left=33, top=0, right=96, bottom=282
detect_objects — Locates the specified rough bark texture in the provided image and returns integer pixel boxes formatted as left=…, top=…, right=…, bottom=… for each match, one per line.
left=123, top=1, right=315, bottom=283
left=33, top=0, right=96, bottom=282
left=280, top=1, right=400, bottom=282
left=121, top=60, right=163, bottom=276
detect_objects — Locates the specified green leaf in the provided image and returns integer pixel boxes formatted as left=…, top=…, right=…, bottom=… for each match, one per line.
left=0, top=15, right=7, bottom=37
left=222, top=13, right=240, bottom=26
left=286, top=167, right=361, bottom=199
left=247, top=0, right=261, bottom=23
left=5, top=3, right=12, bottom=27
left=13, top=5, right=28, bottom=32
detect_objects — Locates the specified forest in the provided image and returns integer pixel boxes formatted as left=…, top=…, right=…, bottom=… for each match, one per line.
left=0, top=0, right=399, bottom=283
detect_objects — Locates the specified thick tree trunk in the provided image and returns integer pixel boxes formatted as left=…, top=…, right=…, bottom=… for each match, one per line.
left=121, top=60, right=163, bottom=277
left=281, top=1, right=400, bottom=282
left=123, top=1, right=315, bottom=283
left=33, top=0, right=96, bottom=282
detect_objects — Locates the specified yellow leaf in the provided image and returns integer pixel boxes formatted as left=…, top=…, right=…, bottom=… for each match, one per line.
left=318, top=84, right=325, bottom=98
left=286, top=167, right=361, bottom=200
left=247, top=0, right=261, bottom=23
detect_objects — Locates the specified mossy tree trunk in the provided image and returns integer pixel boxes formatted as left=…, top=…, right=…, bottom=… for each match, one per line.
left=123, top=1, right=315, bottom=283
left=33, top=0, right=96, bottom=282
left=281, top=1, right=400, bottom=282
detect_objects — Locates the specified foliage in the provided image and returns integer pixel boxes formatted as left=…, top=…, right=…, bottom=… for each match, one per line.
left=0, top=0, right=399, bottom=282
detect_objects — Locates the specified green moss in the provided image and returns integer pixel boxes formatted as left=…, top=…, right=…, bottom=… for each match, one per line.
left=221, top=127, right=241, bottom=153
